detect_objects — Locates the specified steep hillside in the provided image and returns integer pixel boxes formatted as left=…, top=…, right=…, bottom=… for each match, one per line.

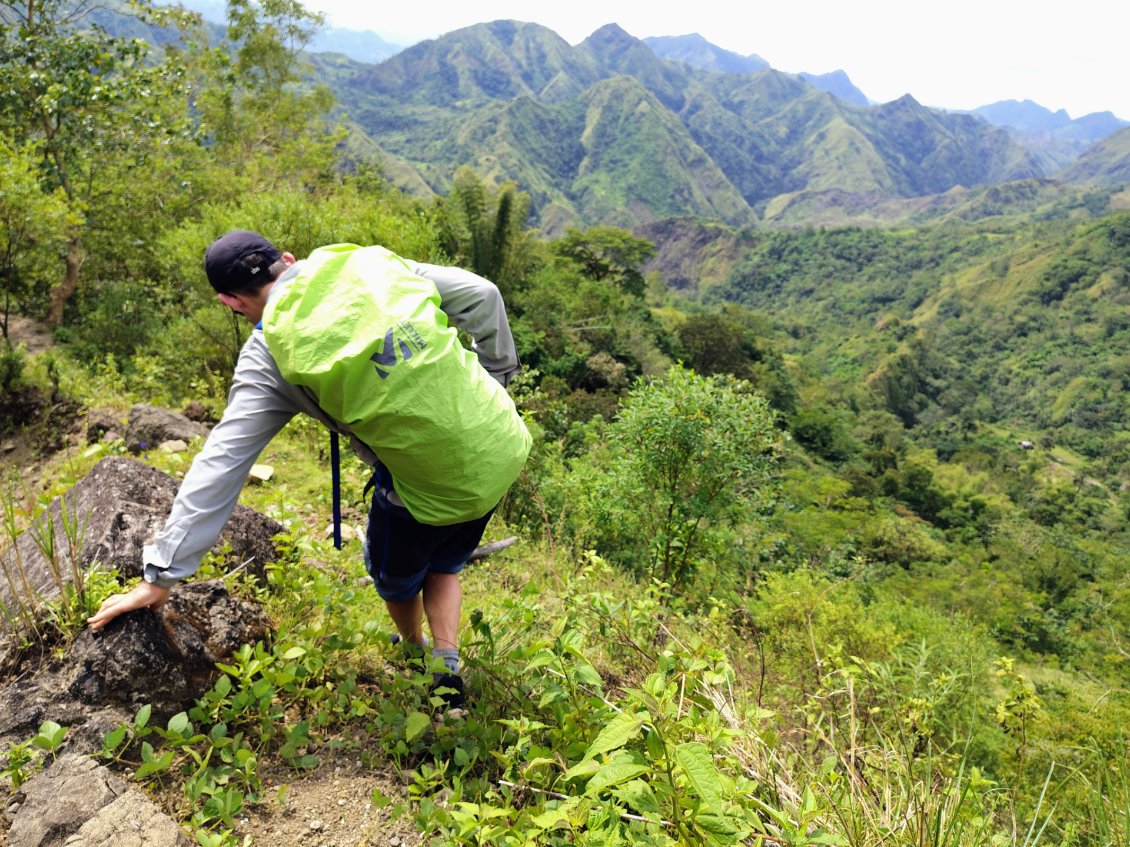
left=1057, top=125, right=1130, bottom=185
left=347, top=20, right=599, bottom=105
left=863, top=94, right=1039, bottom=194
left=637, top=217, right=753, bottom=292
left=761, top=178, right=1111, bottom=228
left=570, top=77, right=752, bottom=226
left=704, top=213, right=1130, bottom=473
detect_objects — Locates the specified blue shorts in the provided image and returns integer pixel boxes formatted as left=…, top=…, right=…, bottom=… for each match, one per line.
left=363, top=466, right=494, bottom=603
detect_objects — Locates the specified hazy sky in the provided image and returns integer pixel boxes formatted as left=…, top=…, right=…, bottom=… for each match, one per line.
left=300, top=0, right=1128, bottom=121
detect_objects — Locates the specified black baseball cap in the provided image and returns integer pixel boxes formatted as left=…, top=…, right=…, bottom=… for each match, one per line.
left=204, top=230, right=283, bottom=293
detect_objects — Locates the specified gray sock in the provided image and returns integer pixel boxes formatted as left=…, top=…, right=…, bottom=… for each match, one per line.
left=432, top=647, right=460, bottom=674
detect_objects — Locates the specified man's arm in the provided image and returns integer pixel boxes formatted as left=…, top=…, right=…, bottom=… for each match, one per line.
left=89, top=335, right=299, bottom=630
left=408, top=262, right=521, bottom=385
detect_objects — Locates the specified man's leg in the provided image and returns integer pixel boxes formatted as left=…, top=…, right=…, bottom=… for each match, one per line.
left=423, top=571, right=461, bottom=651
left=384, top=593, right=426, bottom=645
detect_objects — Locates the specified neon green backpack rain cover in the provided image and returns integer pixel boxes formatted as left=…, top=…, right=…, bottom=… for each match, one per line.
left=262, top=244, right=531, bottom=525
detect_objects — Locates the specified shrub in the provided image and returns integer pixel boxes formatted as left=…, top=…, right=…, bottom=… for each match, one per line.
left=567, top=365, right=782, bottom=592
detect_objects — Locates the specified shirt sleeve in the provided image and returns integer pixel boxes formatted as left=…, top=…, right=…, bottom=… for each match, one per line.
left=407, top=261, right=522, bottom=386
left=142, top=334, right=299, bottom=588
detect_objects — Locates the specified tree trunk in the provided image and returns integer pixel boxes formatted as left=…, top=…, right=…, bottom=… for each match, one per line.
left=46, top=235, right=83, bottom=326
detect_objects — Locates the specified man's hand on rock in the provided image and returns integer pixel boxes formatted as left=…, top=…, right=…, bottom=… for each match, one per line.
left=88, top=581, right=171, bottom=631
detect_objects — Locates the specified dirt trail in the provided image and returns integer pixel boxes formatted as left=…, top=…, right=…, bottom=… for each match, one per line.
left=4, top=317, right=54, bottom=354
left=236, top=746, right=420, bottom=847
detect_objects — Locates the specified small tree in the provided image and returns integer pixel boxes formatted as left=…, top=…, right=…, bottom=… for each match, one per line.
left=551, top=226, right=654, bottom=298
left=573, top=365, right=781, bottom=590
left=192, top=0, right=342, bottom=196
left=0, top=136, right=76, bottom=337
left=0, top=0, right=194, bottom=324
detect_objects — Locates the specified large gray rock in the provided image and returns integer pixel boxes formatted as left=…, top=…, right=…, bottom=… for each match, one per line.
left=7, top=753, right=191, bottom=846
left=83, top=408, right=124, bottom=445
left=125, top=404, right=209, bottom=453
left=0, top=456, right=284, bottom=665
left=0, top=580, right=271, bottom=753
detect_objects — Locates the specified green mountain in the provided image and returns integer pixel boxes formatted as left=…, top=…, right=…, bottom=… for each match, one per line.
left=1057, top=125, right=1130, bottom=185
left=84, top=8, right=1065, bottom=232
left=326, top=21, right=1046, bottom=232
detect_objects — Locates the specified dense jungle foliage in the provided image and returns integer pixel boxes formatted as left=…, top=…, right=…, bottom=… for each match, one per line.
left=1, top=1, right=1129, bottom=845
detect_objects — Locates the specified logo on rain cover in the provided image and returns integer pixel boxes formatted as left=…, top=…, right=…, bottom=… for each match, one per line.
left=370, top=321, right=428, bottom=379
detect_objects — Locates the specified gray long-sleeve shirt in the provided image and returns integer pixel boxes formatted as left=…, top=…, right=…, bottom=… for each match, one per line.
left=142, top=259, right=521, bottom=589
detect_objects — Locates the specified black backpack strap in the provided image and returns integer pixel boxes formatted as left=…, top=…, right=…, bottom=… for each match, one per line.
left=331, top=430, right=342, bottom=550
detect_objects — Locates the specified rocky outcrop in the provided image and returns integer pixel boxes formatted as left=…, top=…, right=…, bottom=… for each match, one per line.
left=0, top=580, right=271, bottom=752
left=0, top=456, right=284, bottom=659
left=83, top=408, right=125, bottom=444
left=6, top=753, right=191, bottom=846
left=124, top=404, right=209, bottom=453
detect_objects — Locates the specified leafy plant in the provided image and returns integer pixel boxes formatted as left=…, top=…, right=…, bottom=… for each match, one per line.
left=569, top=365, right=782, bottom=589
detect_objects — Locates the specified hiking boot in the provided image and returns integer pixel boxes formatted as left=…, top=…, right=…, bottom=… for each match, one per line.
left=430, top=672, right=465, bottom=708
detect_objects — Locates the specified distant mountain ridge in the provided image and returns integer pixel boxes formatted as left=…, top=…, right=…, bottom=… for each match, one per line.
left=643, top=35, right=869, bottom=106
left=323, top=20, right=1049, bottom=232
left=642, top=34, right=769, bottom=75
left=96, top=7, right=1130, bottom=231
left=152, top=0, right=403, bottom=62
left=967, top=99, right=1129, bottom=171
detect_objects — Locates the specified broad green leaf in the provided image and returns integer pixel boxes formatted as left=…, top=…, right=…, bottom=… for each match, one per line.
left=538, top=688, right=565, bottom=709
left=808, top=834, right=850, bottom=846
left=696, top=810, right=743, bottom=838
left=134, top=703, right=152, bottom=729
left=584, top=762, right=650, bottom=796
left=167, top=712, right=190, bottom=735
left=522, top=756, right=556, bottom=773
left=573, top=663, right=603, bottom=687
left=675, top=742, right=723, bottom=808
left=135, top=749, right=175, bottom=778
left=102, top=725, right=127, bottom=754
left=405, top=711, right=430, bottom=742
left=525, top=648, right=556, bottom=670
left=583, top=711, right=643, bottom=760
left=611, top=779, right=663, bottom=816
left=563, top=757, right=601, bottom=782
left=531, top=798, right=580, bottom=830
left=530, top=807, right=569, bottom=830
left=32, top=720, right=65, bottom=750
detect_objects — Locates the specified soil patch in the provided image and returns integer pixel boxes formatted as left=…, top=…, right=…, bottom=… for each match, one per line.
left=236, top=745, right=420, bottom=847
left=4, top=316, right=54, bottom=355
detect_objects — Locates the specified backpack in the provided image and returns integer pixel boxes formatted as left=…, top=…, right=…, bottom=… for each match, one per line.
left=262, top=243, right=530, bottom=525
